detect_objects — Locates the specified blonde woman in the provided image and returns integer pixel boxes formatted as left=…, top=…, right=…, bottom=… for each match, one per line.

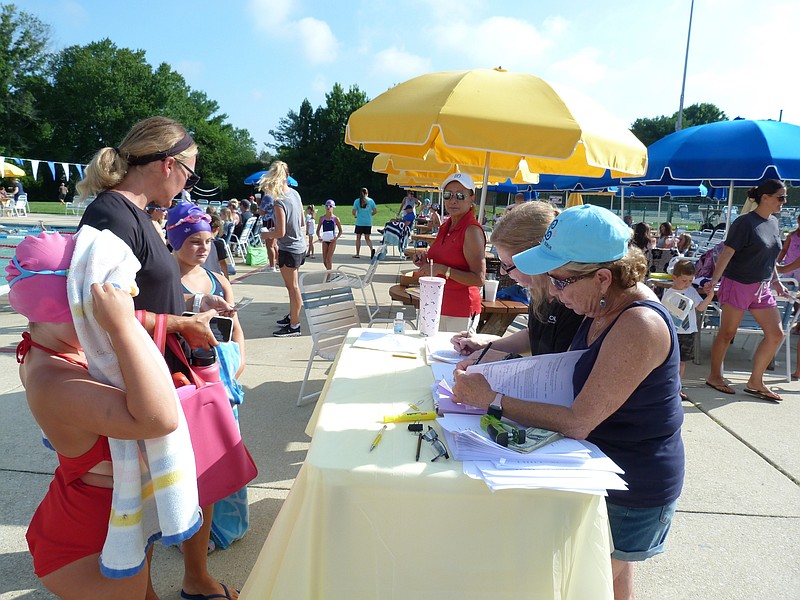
left=258, top=161, right=307, bottom=337
left=78, top=116, right=237, bottom=600
left=451, top=201, right=584, bottom=367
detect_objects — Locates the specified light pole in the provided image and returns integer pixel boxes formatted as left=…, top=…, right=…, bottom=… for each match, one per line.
left=676, top=0, right=695, bottom=131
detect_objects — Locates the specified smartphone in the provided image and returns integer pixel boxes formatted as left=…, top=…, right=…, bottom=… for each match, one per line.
left=182, top=312, right=234, bottom=343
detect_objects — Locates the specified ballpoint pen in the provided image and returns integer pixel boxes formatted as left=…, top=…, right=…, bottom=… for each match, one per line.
left=369, top=424, right=387, bottom=452
left=473, top=341, right=494, bottom=365
left=415, top=433, right=423, bottom=461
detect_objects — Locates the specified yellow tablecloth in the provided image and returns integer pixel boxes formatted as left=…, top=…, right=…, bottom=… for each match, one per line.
left=240, top=329, right=613, bottom=600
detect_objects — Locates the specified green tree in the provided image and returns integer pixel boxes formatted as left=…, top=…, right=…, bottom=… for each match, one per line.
left=269, top=83, right=392, bottom=204
left=31, top=39, right=256, bottom=193
left=0, top=3, right=50, bottom=154
left=631, top=102, right=728, bottom=147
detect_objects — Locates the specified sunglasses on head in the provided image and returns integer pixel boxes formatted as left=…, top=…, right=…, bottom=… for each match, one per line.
left=174, top=159, right=200, bottom=190
left=146, top=205, right=167, bottom=213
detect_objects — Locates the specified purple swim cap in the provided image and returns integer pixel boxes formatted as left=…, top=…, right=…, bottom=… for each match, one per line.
left=166, top=202, right=212, bottom=250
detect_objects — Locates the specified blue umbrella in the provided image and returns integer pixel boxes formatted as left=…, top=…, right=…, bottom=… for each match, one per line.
left=625, top=119, right=800, bottom=187
left=616, top=184, right=707, bottom=197
left=244, top=171, right=299, bottom=186
left=622, top=119, right=800, bottom=229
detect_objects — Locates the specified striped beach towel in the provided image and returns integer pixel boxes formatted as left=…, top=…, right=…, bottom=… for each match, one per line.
left=66, top=226, right=202, bottom=578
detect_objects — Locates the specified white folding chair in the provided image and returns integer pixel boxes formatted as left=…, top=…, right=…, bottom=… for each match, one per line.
left=335, top=244, right=387, bottom=324
left=229, top=216, right=257, bottom=259
left=13, top=194, right=28, bottom=216
left=297, top=270, right=362, bottom=406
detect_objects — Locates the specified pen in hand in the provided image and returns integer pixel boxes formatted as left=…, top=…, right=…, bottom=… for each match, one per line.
left=472, top=341, right=494, bottom=366
left=370, top=424, right=388, bottom=452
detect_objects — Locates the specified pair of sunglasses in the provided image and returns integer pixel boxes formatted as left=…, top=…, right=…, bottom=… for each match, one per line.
left=175, top=159, right=200, bottom=190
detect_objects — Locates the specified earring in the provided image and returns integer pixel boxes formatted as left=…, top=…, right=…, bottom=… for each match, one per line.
left=599, top=296, right=607, bottom=309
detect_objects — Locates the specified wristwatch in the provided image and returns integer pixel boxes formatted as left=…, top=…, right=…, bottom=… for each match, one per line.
left=488, top=392, right=504, bottom=419
left=445, top=266, right=452, bottom=280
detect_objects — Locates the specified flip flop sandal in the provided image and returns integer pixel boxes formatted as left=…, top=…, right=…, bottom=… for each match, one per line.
left=180, top=583, right=233, bottom=600
left=705, top=381, right=735, bottom=395
left=743, top=387, right=782, bottom=402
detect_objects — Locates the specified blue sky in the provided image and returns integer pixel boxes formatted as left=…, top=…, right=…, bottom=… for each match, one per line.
left=22, top=0, right=800, bottom=152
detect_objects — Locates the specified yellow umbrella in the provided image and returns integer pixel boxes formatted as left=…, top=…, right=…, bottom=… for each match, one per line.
left=0, top=162, right=26, bottom=177
left=373, top=153, right=539, bottom=185
left=566, top=192, right=585, bottom=208
left=346, top=68, right=647, bottom=220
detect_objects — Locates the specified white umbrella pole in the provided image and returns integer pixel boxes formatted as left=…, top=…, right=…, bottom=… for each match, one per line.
left=620, top=188, right=625, bottom=219
left=724, top=181, right=734, bottom=237
left=478, top=151, right=490, bottom=225
left=658, top=197, right=662, bottom=223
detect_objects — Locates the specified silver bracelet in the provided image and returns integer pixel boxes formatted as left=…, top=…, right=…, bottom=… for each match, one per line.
left=192, top=294, right=203, bottom=313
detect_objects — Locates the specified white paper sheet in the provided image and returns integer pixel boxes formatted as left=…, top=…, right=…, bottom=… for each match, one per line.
left=466, top=349, right=587, bottom=408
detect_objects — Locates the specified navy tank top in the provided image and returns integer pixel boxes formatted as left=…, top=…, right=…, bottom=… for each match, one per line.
left=571, top=300, right=685, bottom=507
left=182, top=268, right=222, bottom=297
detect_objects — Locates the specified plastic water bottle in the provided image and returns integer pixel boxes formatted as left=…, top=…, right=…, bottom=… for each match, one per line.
left=191, top=347, right=220, bottom=383
left=393, top=312, right=405, bottom=335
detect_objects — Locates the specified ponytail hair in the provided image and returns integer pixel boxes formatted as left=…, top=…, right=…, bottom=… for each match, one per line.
left=77, top=116, right=197, bottom=200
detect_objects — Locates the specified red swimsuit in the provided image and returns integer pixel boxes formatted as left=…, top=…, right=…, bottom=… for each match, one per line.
left=18, top=333, right=114, bottom=578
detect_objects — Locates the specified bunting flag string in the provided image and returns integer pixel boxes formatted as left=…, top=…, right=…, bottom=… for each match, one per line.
left=0, top=156, right=89, bottom=182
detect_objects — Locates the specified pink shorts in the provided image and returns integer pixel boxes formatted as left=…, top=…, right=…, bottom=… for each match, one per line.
left=717, top=277, right=777, bottom=311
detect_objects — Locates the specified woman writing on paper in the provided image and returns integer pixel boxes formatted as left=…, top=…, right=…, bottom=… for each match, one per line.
left=451, top=201, right=583, bottom=367
left=412, top=173, right=486, bottom=333
left=452, top=205, right=684, bottom=600
left=11, top=233, right=184, bottom=598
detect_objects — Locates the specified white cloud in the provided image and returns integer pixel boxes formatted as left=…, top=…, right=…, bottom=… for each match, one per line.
left=247, top=1, right=338, bottom=65
left=370, top=47, right=432, bottom=82
left=294, top=17, right=338, bottom=64
left=247, top=0, right=293, bottom=30
left=548, top=48, right=608, bottom=85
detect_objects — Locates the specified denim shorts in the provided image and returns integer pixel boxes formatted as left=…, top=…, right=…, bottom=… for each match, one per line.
left=607, top=499, right=678, bottom=561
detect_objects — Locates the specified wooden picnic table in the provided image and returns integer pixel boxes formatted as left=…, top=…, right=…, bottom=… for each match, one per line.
left=389, top=283, right=527, bottom=336
left=410, top=233, right=437, bottom=244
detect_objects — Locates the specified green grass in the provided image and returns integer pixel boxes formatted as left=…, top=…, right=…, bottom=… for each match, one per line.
left=28, top=201, right=412, bottom=224
left=28, top=202, right=70, bottom=215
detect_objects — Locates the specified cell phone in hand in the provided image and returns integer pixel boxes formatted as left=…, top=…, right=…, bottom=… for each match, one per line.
left=182, top=312, right=234, bottom=343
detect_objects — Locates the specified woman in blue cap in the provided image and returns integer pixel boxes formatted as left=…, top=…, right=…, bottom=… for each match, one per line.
left=452, top=204, right=684, bottom=600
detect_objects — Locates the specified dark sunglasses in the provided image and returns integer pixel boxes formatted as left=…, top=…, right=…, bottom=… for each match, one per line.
left=443, top=191, right=469, bottom=201
left=174, top=158, right=200, bottom=189
left=772, top=194, right=788, bottom=201
left=500, top=262, right=516, bottom=275
left=146, top=205, right=167, bottom=213
left=547, top=271, right=595, bottom=291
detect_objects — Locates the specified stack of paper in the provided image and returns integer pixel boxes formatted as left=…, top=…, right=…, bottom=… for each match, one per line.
left=438, top=413, right=627, bottom=495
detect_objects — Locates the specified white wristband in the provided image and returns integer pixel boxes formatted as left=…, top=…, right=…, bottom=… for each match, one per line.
left=192, top=294, right=203, bottom=313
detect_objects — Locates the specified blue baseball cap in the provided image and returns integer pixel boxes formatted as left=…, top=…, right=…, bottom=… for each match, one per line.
left=513, top=204, right=631, bottom=275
